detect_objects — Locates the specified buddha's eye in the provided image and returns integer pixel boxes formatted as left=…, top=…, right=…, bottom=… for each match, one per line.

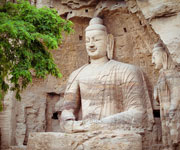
left=95, top=39, right=101, bottom=42
left=86, top=39, right=90, bottom=42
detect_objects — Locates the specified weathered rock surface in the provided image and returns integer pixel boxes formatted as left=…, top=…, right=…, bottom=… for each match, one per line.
left=36, top=0, right=52, bottom=8
left=52, top=0, right=98, bottom=19
left=94, top=0, right=127, bottom=17
left=136, top=0, right=180, bottom=20
left=150, top=14, right=180, bottom=63
left=27, top=131, right=142, bottom=150
left=136, top=0, right=180, bottom=63
left=61, top=0, right=98, bottom=9
left=10, top=146, right=27, bottom=150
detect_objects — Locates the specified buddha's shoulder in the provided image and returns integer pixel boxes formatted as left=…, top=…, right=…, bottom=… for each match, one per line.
left=109, top=60, right=141, bottom=72
left=68, top=64, right=88, bottom=79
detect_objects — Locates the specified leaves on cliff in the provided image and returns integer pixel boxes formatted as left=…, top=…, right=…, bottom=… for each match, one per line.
left=0, top=0, right=73, bottom=110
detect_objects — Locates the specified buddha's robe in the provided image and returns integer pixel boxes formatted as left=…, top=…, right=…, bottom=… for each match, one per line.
left=62, top=60, right=154, bottom=128
left=155, top=69, right=180, bottom=146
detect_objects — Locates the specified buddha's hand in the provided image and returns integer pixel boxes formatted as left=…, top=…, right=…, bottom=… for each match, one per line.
left=60, top=120, right=74, bottom=133
left=62, top=119, right=105, bottom=133
left=169, top=104, right=178, bottom=120
left=169, top=108, right=176, bottom=120
left=60, top=109, right=75, bottom=133
left=80, top=119, right=104, bottom=131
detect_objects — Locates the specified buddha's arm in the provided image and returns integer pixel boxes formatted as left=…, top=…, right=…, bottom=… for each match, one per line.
left=154, top=85, right=159, bottom=103
left=100, top=110, right=143, bottom=127
left=169, top=78, right=180, bottom=119
left=60, top=71, right=81, bottom=122
left=60, top=73, right=82, bottom=132
left=101, top=67, right=146, bottom=127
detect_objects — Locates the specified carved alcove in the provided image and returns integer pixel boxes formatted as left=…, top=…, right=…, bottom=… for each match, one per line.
left=45, top=93, right=60, bottom=132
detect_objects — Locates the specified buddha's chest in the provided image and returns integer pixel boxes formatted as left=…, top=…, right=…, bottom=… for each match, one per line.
left=78, top=70, right=118, bottom=101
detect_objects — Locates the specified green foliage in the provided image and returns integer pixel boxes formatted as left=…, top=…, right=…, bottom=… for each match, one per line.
left=0, top=0, right=73, bottom=110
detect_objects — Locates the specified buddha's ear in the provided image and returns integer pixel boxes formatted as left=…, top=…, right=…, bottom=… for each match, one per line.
left=88, top=56, right=90, bottom=64
left=107, top=34, right=114, bottom=60
left=162, top=52, right=168, bottom=69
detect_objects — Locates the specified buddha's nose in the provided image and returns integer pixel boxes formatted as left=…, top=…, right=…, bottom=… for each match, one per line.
left=152, top=58, right=154, bottom=64
left=152, top=59, right=155, bottom=65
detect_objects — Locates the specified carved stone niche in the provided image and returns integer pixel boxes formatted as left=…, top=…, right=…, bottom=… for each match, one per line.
left=45, top=93, right=61, bottom=132
left=45, top=85, right=66, bottom=133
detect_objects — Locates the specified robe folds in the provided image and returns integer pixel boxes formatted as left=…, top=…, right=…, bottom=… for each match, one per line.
left=156, top=69, right=180, bottom=146
left=62, top=60, right=154, bottom=129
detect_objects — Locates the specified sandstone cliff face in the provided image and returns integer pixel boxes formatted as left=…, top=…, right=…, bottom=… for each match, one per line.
left=0, top=0, right=180, bottom=150
left=135, top=0, right=180, bottom=63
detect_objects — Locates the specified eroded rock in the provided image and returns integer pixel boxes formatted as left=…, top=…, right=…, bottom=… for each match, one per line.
left=27, top=131, right=142, bottom=150
left=134, top=0, right=180, bottom=63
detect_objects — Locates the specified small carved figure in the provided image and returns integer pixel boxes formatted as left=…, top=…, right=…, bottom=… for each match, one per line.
left=152, top=42, right=180, bottom=150
left=59, top=17, right=154, bottom=133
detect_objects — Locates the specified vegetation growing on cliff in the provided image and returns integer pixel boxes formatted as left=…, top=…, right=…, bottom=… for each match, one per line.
left=0, top=0, right=73, bottom=110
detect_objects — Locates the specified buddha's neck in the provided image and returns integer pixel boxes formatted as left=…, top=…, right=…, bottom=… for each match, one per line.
left=90, top=56, right=109, bottom=65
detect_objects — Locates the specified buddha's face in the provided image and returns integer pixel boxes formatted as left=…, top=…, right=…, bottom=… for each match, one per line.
left=85, top=30, right=107, bottom=59
left=152, top=49, right=163, bottom=69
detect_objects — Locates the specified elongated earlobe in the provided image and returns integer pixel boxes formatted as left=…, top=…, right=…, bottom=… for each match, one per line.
left=162, top=52, right=168, bottom=69
left=107, top=34, right=114, bottom=60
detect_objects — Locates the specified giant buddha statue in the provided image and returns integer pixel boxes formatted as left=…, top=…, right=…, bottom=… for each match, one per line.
left=59, top=17, right=154, bottom=133
left=27, top=17, right=155, bottom=150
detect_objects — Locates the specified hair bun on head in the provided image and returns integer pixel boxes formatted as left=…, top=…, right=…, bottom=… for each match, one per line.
left=86, top=17, right=107, bottom=32
left=153, top=41, right=165, bottom=53
left=154, top=42, right=164, bottom=49
left=89, top=17, right=103, bottom=25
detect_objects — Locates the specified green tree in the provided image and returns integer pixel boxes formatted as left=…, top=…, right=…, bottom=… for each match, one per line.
left=0, top=0, right=73, bottom=110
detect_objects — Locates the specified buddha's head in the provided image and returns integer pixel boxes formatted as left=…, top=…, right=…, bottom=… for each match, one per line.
left=85, top=17, right=114, bottom=60
left=152, top=42, right=175, bottom=70
left=152, top=43, right=165, bottom=70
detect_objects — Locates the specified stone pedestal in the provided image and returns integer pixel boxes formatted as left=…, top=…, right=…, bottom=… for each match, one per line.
left=10, top=146, right=27, bottom=150
left=27, top=130, right=142, bottom=150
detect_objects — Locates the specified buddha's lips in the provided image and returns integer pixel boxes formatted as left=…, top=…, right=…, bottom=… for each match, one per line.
left=88, top=49, right=97, bottom=52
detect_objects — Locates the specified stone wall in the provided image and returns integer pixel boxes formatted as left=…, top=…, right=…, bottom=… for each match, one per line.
left=1, top=0, right=180, bottom=149
left=135, top=0, right=180, bottom=63
left=0, top=128, right=1, bottom=150
left=0, top=89, right=16, bottom=149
